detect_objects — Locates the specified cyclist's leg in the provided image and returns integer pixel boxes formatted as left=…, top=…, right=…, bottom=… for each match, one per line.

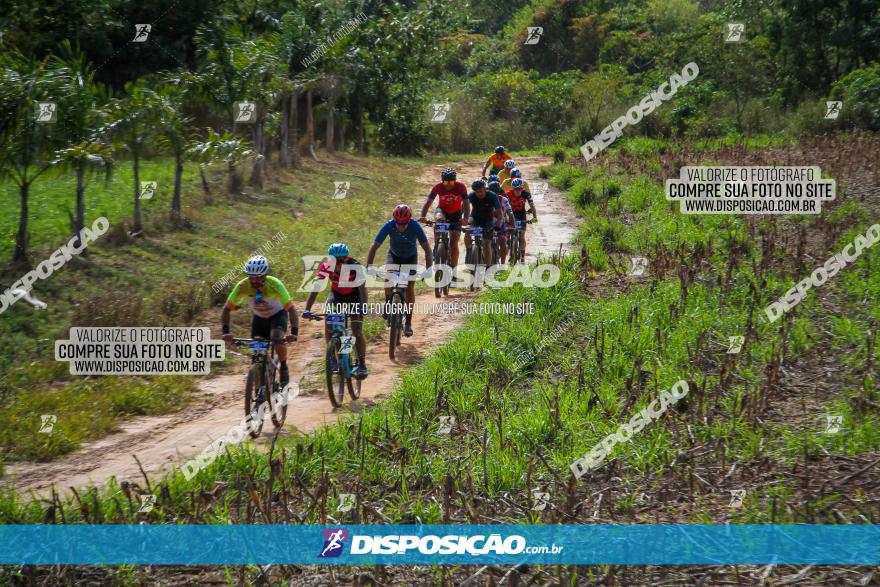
left=445, top=210, right=462, bottom=268
left=497, top=224, right=508, bottom=263
left=350, top=315, right=367, bottom=374
left=515, top=211, right=528, bottom=260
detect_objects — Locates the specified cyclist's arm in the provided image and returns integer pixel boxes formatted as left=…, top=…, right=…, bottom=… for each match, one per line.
left=420, top=193, right=436, bottom=219
left=220, top=305, right=233, bottom=337
left=420, top=237, right=433, bottom=269
left=481, top=159, right=491, bottom=177
left=366, top=241, right=381, bottom=267
left=461, top=199, right=471, bottom=223
left=527, top=196, right=538, bottom=219
left=287, top=305, right=298, bottom=337
left=493, top=197, right=502, bottom=222
left=304, top=290, right=319, bottom=312
left=357, top=283, right=368, bottom=306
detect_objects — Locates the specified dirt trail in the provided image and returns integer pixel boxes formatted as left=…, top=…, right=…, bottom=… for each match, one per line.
left=3, top=156, right=576, bottom=496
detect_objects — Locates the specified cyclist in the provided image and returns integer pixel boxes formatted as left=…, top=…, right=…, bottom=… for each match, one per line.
left=302, top=243, right=368, bottom=379
left=488, top=179, right=515, bottom=264
left=497, top=159, right=517, bottom=184
left=501, top=167, right=531, bottom=193
left=367, top=205, right=433, bottom=338
left=418, top=168, right=469, bottom=270
left=464, top=179, right=502, bottom=273
left=507, top=177, right=539, bottom=263
left=481, top=146, right=512, bottom=178
left=221, top=255, right=298, bottom=392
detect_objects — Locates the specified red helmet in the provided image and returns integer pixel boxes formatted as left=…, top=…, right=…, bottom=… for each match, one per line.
left=393, top=205, right=412, bottom=223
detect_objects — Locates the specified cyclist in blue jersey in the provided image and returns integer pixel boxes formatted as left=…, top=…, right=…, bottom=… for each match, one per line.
left=366, top=205, right=433, bottom=337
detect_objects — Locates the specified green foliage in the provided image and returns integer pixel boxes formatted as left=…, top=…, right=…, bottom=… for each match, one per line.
left=830, top=62, right=880, bottom=130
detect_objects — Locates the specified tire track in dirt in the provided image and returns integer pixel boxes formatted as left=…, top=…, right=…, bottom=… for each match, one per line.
left=3, top=156, right=575, bottom=496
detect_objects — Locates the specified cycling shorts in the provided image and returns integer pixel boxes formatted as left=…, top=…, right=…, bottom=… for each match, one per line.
left=327, top=289, right=363, bottom=318
left=251, top=309, right=288, bottom=339
left=512, top=210, right=529, bottom=230
left=494, top=223, right=508, bottom=238
left=468, top=216, right=496, bottom=236
left=434, top=209, right=462, bottom=232
left=385, top=252, right=420, bottom=282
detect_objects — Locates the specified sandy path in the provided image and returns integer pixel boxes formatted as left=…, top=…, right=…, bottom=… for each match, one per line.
left=3, top=156, right=576, bottom=497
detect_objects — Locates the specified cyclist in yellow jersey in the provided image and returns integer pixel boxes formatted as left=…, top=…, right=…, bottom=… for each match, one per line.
left=500, top=168, right=530, bottom=193
left=221, top=255, right=299, bottom=390
left=497, top=159, right=516, bottom=184
left=481, top=146, right=512, bottom=178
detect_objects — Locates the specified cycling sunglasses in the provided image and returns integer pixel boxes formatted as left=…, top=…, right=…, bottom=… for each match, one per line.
left=442, top=180, right=455, bottom=186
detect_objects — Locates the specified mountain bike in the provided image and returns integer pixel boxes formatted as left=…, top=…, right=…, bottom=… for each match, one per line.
left=232, top=337, right=287, bottom=437
left=375, top=268, right=411, bottom=360
left=464, top=225, right=491, bottom=291
left=509, top=218, right=536, bottom=264
left=420, top=219, right=450, bottom=298
left=304, top=313, right=362, bottom=408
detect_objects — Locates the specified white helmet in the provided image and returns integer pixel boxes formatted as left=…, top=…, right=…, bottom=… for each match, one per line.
left=504, top=159, right=516, bottom=169
left=244, top=255, right=269, bottom=276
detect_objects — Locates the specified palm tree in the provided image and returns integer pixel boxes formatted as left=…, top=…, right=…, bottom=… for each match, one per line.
left=155, top=75, right=194, bottom=224
left=104, top=82, right=162, bottom=235
left=50, top=42, right=113, bottom=250
left=0, top=49, right=69, bottom=263
left=189, top=128, right=257, bottom=197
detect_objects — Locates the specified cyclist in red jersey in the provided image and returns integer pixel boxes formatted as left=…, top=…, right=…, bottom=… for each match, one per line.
left=302, top=243, right=368, bottom=379
left=506, top=178, right=539, bottom=262
left=418, top=167, right=470, bottom=270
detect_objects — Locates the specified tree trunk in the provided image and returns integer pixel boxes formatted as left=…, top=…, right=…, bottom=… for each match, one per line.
left=199, top=165, right=212, bottom=202
left=133, top=154, right=143, bottom=234
left=279, top=94, right=290, bottom=167
left=74, top=164, right=87, bottom=256
left=354, top=100, right=366, bottom=155
left=228, top=162, right=243, bottom=195
left=306, top=89, right=315, bottom=153
left=171, top=152, right=183, bottom=224
left=249, top=122, right=265, bottom=188
left=12, top=181, right=30, bottom=264
left=290, top=90, right=300, bottom=168
left=325, top=94, right=335, bottom=153
left=337, top=116, right=346, bottom=152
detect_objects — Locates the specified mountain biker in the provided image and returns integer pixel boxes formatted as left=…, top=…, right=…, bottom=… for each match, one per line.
left=301, top=243, right=368, bottom=379
left=497, top=159, right=517, bottom=184
left=507, top=177, right=539, bottom=263
left=481, top=146, right=512, bottom=178
left=464, top=179, right=502, bottom=274
left=488, top=180, right=515, bottom=264
left=367, top=205, right=433, bottom=338
left=418, top=168, right=469, bottom=270
left=221, top=255, right=298, bottom=391
left=501, top=167, right=531, bottom=193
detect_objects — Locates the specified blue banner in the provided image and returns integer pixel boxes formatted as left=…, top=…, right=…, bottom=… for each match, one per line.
left=1, top=524, right=877, bottom=565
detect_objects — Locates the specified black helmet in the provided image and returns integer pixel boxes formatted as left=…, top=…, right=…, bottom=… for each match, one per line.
left=441, top=168, right=457, bottom=181
left=494, top=146, right=505, bottom=154
left=471, top=179, right=487, bottom=190
left=487, top=181, right=502, bottom=193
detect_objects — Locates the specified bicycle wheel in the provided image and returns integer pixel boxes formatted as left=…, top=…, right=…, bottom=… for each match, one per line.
left=268, top=356, right=287, bottom=428
left=470, top=239, right=482, bottom=291
left=433, top=242, right=444, bottom=298
left=244, top=364, right=264, bottom=438
left=442, top=237, right=450, bottom=295
left=509, top=232, right=519, bottom=266
left=347, top=353, right=361, bottom=400
left=389, top=291, right=404, bottom=359
left=325, top=337, right=345, bottom=407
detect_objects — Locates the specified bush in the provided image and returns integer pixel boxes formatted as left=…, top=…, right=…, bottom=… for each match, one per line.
left=830, top=63, right=880, bottom=130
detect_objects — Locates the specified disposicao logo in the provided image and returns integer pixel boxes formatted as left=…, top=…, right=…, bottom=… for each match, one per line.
left=319, top=528, right=349, bottom=558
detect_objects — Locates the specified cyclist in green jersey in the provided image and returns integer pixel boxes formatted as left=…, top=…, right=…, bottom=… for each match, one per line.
left=221, top=255, right=299, bottom=391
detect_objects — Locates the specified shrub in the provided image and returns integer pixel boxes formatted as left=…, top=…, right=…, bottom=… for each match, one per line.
left=830, top=63, right=880, bottom=130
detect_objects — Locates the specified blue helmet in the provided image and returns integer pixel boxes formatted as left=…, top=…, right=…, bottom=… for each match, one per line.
left=510, top=168, right=522, bottom=178
left=494, top=146, right=505, bottom=154
left=328, top=243, right=349, bottom=258
left=504, top=160, right=516, bottom=169
left=487, top=174, right=500, bottom=184
left=511, top=178, right=524, bottom=189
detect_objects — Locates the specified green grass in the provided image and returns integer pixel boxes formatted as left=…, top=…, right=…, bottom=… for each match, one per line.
left=1, top=143, right=877, bottom=542
left=0, top=153, right=422, bottom=465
